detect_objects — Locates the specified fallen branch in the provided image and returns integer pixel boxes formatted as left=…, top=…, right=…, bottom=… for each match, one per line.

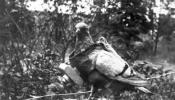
left=5, top=10, right=24, bottom=39
left=147, top=71, right=175, bottom=80
left=25, top=91, right=92, bottom=100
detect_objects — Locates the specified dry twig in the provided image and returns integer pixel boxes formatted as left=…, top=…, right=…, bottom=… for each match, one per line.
left=25, top=91, right=92, bottom=100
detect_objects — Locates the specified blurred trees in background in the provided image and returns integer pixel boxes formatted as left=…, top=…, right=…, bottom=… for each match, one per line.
left=0, top=0, right=175, bottom=100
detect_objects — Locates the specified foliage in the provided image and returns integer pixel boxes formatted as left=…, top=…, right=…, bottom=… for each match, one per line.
left=116, top=60, right=175, bottom=100
left=0, top=0, right=78, bottom=99
left=86, top=0, right=155, bottom=60
left=0, top=0, right=175, bottom=100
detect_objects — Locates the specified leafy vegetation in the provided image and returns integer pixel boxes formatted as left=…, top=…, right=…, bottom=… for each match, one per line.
left=0, top=0, right=175, bottom=100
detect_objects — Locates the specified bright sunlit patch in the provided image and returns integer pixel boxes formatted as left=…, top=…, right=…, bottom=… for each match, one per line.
left=26, top=0, right=92, bottom=14
left=26, top=0, right=55, bottom=11
left=25, top=0, right=175, bottom=18
left=58, top=5, right=72, bottom=14
left=169, top=2, right=175, bottom=8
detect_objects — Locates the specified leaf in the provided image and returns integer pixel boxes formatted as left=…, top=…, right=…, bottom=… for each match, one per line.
left=22, top=87, right=28, bottom=92
left=13, top=76, right=20, bottom=82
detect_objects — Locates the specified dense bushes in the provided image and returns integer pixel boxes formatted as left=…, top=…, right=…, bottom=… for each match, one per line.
left=1, top=43, right=175, bottom=100
left=1, top=0, right=175, bottom=100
